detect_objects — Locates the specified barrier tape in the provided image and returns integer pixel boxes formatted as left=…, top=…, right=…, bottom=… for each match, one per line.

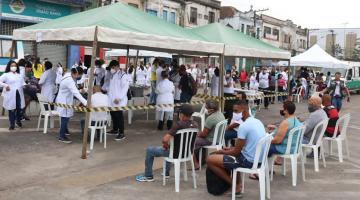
left=193, top=92, right=289, bottom=101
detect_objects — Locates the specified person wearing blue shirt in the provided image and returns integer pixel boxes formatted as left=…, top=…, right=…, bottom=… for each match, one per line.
left=206, top=100, right=266, bottom=197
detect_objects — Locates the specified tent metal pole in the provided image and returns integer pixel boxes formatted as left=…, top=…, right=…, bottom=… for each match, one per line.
left=81, top=26, right=99, bottom=159
left=134, top=49, right=139, bottom=84
left=287, top=60, right=291, bottom=100
left=219, top=53, right=225, bottom=112
left=125, top=46, right=130, bottom=71
left=206, top=54, right=210, bottom=94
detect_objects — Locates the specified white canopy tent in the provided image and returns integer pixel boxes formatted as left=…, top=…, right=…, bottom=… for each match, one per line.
left=280, top=44, right=348, bottom=68
left=106, top=49, right=172, bottom=58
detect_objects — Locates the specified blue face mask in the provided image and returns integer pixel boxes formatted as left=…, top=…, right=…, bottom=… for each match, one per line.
left=76, top=76, right=82, bottom=81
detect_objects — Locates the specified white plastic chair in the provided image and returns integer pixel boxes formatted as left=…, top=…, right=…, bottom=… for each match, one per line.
left=324, top=113, right=351, bottom=162
left=292, top=87, right=303, bottom=103
left=199, top=119, right=228, bottom=170
left=232, top=134, right=273, bottom=200
left=302, top=118, right=329, bottom=172
left=89, top=120, right=108, bottom=151
left=163, top=128, right=199, bottom=193
left=269, top=125, right=306, bottom=186
left=192, top=104, right=206, bottom=131
left=36, top=93, right=59, bottom=134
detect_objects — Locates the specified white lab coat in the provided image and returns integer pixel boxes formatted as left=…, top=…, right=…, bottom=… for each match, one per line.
left=136, top=67, right=148, bottom=86
left=0, top=72, right=25, bottom=110
left=56, top=67, right=63, bottom=85
left=56, top=73, right=87, bottom=118
left=249, top=75, right=259, bottom=90
left=108, top=71, right=129, bottom=107
left=259, top=72, right=270, bottom=89
left=156, top=67, right=165, bottom=87
left=210, top=75, right=219, bottom=97
left=156, top=78, right=174, bottom=121
left=39, top=69, right=57, bottom=102
left=94, top=67, right=106, bottom=86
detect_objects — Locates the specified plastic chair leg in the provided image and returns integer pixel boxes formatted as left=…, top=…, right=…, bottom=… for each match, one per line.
left=241, top=172, right=245, bottom=193
left=231, top=170, right=237, bottom=200
left=37, top=114, right=42, bottom=131
left=90, top=129, right=95, bottom=151
left=199, top=149, right=203, bottom=171
left=329, top=140, right=333, bottom=156
left=99, top=128, right=103, bottom=143
left=174, top=161, right=180, bottom=192
left=104, top=127, right=107, bottom=149
left=321, top=145, right=326, bottom=168
left=50, top=116, right=55, bottom=128
left=300, top=152, right=306, bottom=181
left=282, top=159, right=286, bottom=176
left=290, top=156, right=297, bottom=187
left=43, top=115, right=49, bottom=134
left=163, top=160, right=166, bottom=186
left=265, top=164, right=271, bottom=199
left=337, top=140, right=343, bottom=162
left=190, top=158, right=197, bottom=189
left=270, top=157, right=275, bottom=181
left=259, top=172, right=266, bottom=200
left=313, top=148, right=319, bottom=172
left=183, top=161, right=188, bottom=182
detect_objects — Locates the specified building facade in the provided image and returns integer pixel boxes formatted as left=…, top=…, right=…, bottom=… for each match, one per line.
left=183, top=0, right=220, bottom=28
left=309, top=28, right=360, bottom=60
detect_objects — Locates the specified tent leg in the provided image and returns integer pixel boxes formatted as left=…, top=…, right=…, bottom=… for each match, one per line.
left=219, top=54, right=225, bottom=112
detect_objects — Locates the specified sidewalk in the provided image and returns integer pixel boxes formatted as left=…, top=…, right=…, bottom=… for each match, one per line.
left=0, top=97, right=360, bottom=200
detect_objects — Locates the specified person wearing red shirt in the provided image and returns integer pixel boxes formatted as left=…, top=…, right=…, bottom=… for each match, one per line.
left=322, top=94, right=339, bottom=137
left=239, top=69, right=248, bottom=88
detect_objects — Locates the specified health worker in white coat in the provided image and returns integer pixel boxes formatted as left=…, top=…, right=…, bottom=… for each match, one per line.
left=135, top=63, right=148, bottom=86
left=39, top=61, right=56, bottom=106
left=105, top=60, right=129, bottom=141
left=56, top=66, right=87, bottom=143
left=0, top=60, right=25, bottom=130
left=94, top=59, right=105, bottom=86
left=155, top=70, right=175, bottom=130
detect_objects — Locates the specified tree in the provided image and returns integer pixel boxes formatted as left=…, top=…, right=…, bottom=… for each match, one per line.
left=351, top=38, right=360, bottom=61
left=334, top=44, right=343, bottom=60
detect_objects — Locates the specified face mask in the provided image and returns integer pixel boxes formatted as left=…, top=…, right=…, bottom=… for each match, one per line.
left=10, top=66, right=17, bottom=72
left=308, top=105, right=318, bottom=113
left=280, top=110, right=285, bottom=116
left=76, top=76, right=82, bottom=81
left=110, top=68, right=117, bottom=74
left=232, top=112, right=243, bottom=120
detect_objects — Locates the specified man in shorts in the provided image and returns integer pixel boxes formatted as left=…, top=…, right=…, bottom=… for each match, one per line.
left=206, top=100, right=266, bottom=196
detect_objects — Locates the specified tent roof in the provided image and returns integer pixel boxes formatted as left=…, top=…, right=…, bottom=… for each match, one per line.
left=189, top=23, right=290, bottom=60
left=290, top=44, right=347, bottom=68
left=106, top=49, right=172, bottom=58
left=13, top=2, right=223, bottom=55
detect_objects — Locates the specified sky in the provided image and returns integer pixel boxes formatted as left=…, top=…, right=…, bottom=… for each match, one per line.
left=219, top=0, right=360, bottom=29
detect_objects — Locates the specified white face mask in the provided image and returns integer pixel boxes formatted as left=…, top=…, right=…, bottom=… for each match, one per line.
left=10, top=66, right=17, bottom=72
left=232, top=112, right=243, bottom=120
left=110, top=68, right=116, bottom=74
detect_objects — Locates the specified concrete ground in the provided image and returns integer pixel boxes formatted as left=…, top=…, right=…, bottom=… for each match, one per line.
left=0, top=96, right=360, bottom=200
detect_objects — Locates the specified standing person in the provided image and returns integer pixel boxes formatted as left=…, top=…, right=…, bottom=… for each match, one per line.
left=179, top=65, right=194, bottom=103
left=17, top=59, right=26, bottom=79
left=249, top=71, right=259, bottom=90
left=156, top=61, right=166, bottom=87
left=323, top=72, right=350, bottom=112
left=38, top=61, right=57, bottom=104
left=322, top=94, right=339, bottom=137
left=55, top=63, right=63, bottom=86
left=277, top=74, right=286, bottom=102
left=325, top=71, right=331, bottom=88
left=0, top=61, right=25, bottom=130
left=224, top=102, right=244, bottom=145
left=259, top=67, right=271, bottom=109
left=210, top=67, right=220, bottom=96
left=239, top=68, right=248, bottom=88
left=32, top=57, right=44, bottom=80
left=106, top=60, right=129, bottom=141
left=136, top=62, right=148, bottom=86
left=149, top=59, right=159, bottom=105
left=156, top=71, right=175, bottom=130
left=94, top=59, right=105, bottom=86
left=56, top=66, right=87, bottom=143
left=224, top=70, right=235, bottom=119
left=169, top=65, right=181, bottom=103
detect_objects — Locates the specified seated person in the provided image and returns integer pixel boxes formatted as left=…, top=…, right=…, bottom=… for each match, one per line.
left=135, top=104, right=198, bottom=182
left=224, top=102, right=244, bottom=145
left=302, top=96, right=328, bottom=144
left=193, top=99, right=225, bottom=169
left=267, top=101, right=302, bottom=157
left=322, top=94, right=339, bottom=137
left=206, top=100, right=266, bottom=196
left=80, top=86, right=109, bottom=139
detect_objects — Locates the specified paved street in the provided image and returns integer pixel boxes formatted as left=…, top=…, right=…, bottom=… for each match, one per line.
left=0, top=96, right=360, bottom=200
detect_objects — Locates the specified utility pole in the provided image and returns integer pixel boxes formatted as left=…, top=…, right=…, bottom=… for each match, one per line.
left=330, top=29, right=336, bottom=56
left=251, top=7, right=268, bottom=38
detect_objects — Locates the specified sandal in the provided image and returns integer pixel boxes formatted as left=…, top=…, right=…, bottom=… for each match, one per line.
left=249, top=174, right=259, bottom=180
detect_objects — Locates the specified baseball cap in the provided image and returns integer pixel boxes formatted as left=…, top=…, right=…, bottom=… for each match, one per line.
left=179, top=104, right=194, bottom=117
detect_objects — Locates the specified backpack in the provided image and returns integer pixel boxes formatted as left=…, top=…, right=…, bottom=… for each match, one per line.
left=187, top=73, right=198, bottom=96
left=206, top=167, right=230, bottom=196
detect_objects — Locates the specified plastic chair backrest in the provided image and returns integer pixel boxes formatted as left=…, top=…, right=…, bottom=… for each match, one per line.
left=284, top=125, right=306, bottom=155
left=333, top=113, right=351, bottom=140
left=199, top=104, right=206, bottom=115
left=168, top=128, right=198, bottom=160
left=251, top=134, right=273, bottom=170
left=211, top=119, right=228, bottom=147
left=36, top=93, right=49, bottom=113
left=309, top=118, right=329, bottom=146
left=89, top=120, right=108, bottom=128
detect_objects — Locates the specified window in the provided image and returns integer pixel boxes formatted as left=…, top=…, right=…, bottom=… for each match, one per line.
left=241, top=24, right=245, bottom=33
left=283, top=34, right=291, bottom=44
left=146, top=9, right=158, bottom=17
left=128, top=3, right=138, bottom=8
left=163, top=10, right=168, bottom=21
left=246, top=25, right=251, bottom=35
left=273, top=29, right=279, bottom=41
left=170, top=12, right=176, bottom=24
left=204, top=15, right=209, bottom=20
left=263, top=26, right=271, bottom=38
left=190, top=7, right=197, bottom=24
left=209, top=11, right=215, bottom=23
left=0, top=40, right=14, bottom=58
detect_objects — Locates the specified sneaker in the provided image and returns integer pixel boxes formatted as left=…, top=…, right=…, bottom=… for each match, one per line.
left=135, top=174, right=154, bottom=182
left=65, top=130, right=71, bottom=136
left=107, top=130, right=118, bottom=135
left=23, top=116, right=30, bottom=121
left=115, top=134, right=126, bottom=141
left=16, top=122, right=22, bottom=128
left=58, top=137, right=72, bottom=144
left=9, top=126, right=15, bottom=131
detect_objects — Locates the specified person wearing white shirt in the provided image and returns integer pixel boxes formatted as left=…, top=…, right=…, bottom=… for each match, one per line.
left=156, top=71, right=175, bottom=130
left=39, top=61, right=57, bottom=105
left=224, top=70, right=235, bottom=119
left=56, top=67, right=87, bottom=143
left=156, top=63, right=166, bottom=87
left=249, top=72, right=259, bottom=90
left=210, top=67, right=220, bottom=96
left=259, top=67, right=271, bottom=109
left=107, top=60, right=130, bottom=141
left=224, top=102, right=244, bottom=145
left=17, top=59, right=26, bottom=79
left=94, top=60, right=106, bottom=86
left=169, top=65, right=181, bottom=103
left=136, top=63, right=148, bottom=86
left=55, top=63, right=63, bottom=86
left=0, top=61, right=26, bottom=130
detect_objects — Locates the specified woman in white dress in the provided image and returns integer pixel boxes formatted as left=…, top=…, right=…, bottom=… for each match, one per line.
left=249, top=71, right=259, bottom=90
left=136, top=64, right=148, bottom=86
left=39, top=61, right=57, bottom=104
left=0, top=61, right=25, bottom=130
left=156, top=70, right=175, bottom=130
left=210, top=67, right=220, bottom=96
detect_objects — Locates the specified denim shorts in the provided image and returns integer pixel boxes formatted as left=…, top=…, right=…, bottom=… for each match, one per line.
left=223, top=153, right=254, bottom=170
